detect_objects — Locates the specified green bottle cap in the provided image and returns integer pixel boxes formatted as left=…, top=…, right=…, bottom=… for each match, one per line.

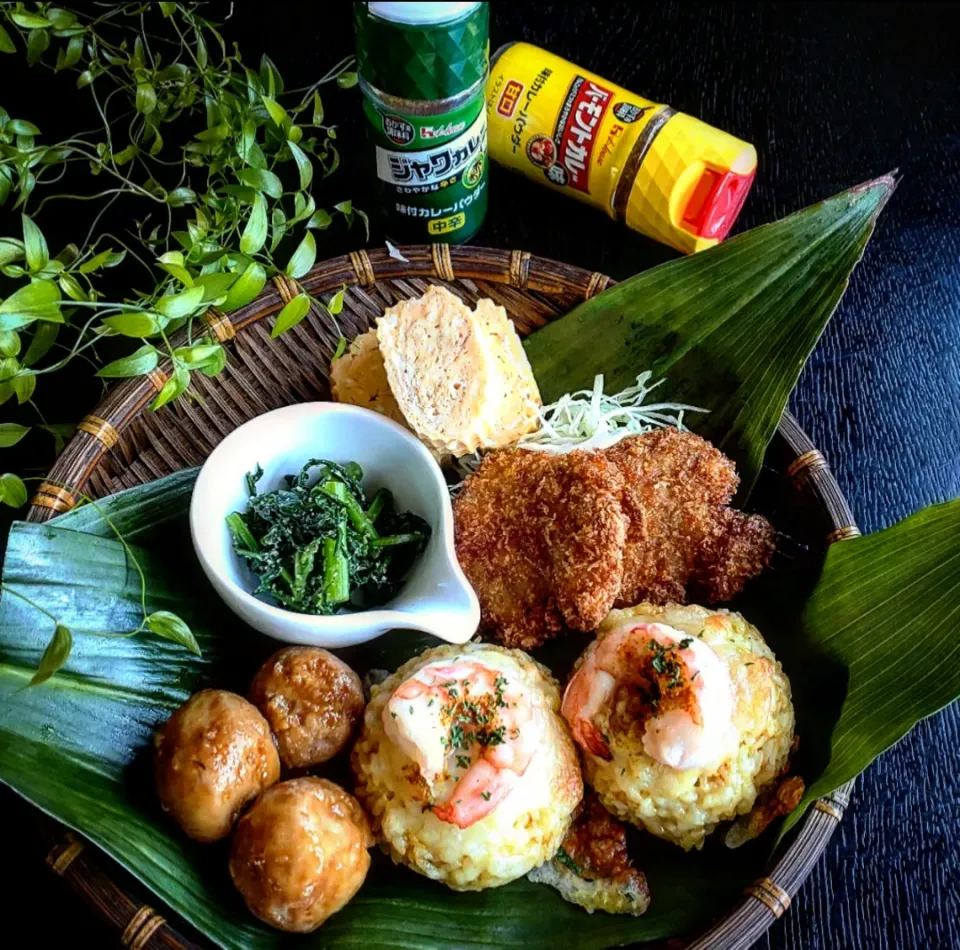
left=354, top=2, right=489, bottom=101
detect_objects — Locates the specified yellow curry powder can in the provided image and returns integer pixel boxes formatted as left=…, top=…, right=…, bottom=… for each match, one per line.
left=485, top=42, right=757, bottom=254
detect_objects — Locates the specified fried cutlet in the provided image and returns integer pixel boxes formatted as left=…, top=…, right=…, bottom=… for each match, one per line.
left=453, top=449, right=627, bottom=650
left=605, top=429, right=775, bottom=607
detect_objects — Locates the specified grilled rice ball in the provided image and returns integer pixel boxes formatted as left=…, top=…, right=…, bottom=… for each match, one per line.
left=561, top=604, right=795, bottom=851
left=154, top=689, right=280, bottom=842
left=249, top=647, right=364, bottom=769
left=352, top=643, right=583, bottom=890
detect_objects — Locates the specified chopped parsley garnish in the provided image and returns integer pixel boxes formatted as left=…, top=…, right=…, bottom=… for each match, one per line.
left=456, top=754, right=470, bottom=770
left=480, top=791, right=491, bottom=801
left=555, top=848, right=583, bottom=878
left=679, top=637, right=693, bottom=649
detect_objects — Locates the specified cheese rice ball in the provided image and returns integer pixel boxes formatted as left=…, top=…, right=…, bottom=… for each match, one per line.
left=352, top=642, right=582, bottom=890
left=562, top=604, right=795, bottom=851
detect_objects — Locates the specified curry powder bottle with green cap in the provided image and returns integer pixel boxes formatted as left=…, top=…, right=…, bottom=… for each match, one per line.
left=354, top=2, right=489, bottom=244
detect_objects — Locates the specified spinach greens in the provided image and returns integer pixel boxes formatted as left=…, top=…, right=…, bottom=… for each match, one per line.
left=226, top=459, right=429, bottom=614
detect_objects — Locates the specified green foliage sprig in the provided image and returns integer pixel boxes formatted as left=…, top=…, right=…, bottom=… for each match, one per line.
left=0, top=2, right=363, bottom=497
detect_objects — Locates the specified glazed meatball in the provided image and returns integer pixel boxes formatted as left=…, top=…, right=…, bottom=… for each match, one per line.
left=154, top=690, right=280, bottom=842
left=249, top=648, right=365, bottom=769
left=229, top=777, right=372, bottom=932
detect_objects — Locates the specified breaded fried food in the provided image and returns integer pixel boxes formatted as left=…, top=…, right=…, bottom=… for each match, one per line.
left=528, top=791, right=650, bottom=916
left=606, top=429, right=775, bottom=607
left=454, top=449, right=627, bottom=650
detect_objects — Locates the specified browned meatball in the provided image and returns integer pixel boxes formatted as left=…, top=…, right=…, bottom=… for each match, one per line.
left=249, top=648, right=365, bottom=769
left=229, top=777, right=372, bottom=932
left=154, top=690, right=280, bottom=842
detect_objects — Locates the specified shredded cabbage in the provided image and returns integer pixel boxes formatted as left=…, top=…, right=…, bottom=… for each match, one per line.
left=449, top=373, right=705, bottom=489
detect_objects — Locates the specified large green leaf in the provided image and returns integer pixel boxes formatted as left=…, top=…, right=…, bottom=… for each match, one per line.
left=0, top=474, right=762, bottom=949
left=779, top=497, right=960, bottom=835
left=524, top=177, right=895, bottom=497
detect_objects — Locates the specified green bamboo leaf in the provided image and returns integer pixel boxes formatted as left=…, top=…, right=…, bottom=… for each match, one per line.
left=0, top=280, right=62, bottom=329
left=287, top=139, right=312, bottom=189
left=150, top=365, right=190, bottom=411
left=523, top=176, right=895, bottom=498
left=156, top=285, right=204, bottom=319
left=0, top=423, right=30, bottom=447
left=0, top=471, right=27, bottom=507
left=103, top=312, right=161, bottom=337
left=270, top=292, right=311, bottom=338
left=0, top=23, right=17, bottom=53
left=221, top=261, right=266, bottom=312
left=284, top=231, right=316, bottom=279
left=237, top=167, right=283, bottom=199
left=239, top=193, right=267, bottom=255
left=777, top=498, right=960, bottom=836
left=30, top=624, right=73, bottom=686
left=22, top=214, right=48, bottom=271
left=145, top=611, right=201, bottom=656
left=96, top=344, right=158, bottom=378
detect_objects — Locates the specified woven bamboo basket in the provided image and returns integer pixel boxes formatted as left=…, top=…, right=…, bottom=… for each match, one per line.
left=21, top=244, right=857, bottom=950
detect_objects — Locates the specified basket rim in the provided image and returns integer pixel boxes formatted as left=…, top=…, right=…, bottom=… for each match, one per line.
left=22, top=243, right=858, bottom=950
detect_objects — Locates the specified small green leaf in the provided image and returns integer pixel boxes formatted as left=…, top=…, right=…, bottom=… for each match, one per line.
left=26, top=26, right=50, bottom=64
left=239, top=193, right=267, bottom=255
left=29, top=624, right=73, bottom=686
left=11, top=12, right=52, bottom=29
left=307, top=208, right=332, bottom=230
left=271, top=292, right=311, bottom=338
left=58, top=273, right=88, bottom=302
left=150, top=365, right=190, bottom=411
left=260, top=94, right=289, bottom=129
left=327, top=287, right=345, bottom=316
left=39, top=422, right=75, bottom=454
left=237, top=167, right=283, bottom=199
left=157, top=286, right=204, bottom=319
left=0, top=238, right=25, bottom=266
left=0, top=330, right=20, bottom=357
left=111, top=143, right=139, bottom=166
left=287, top=140, right=313, bottom=189
left=197, top=345, right=227, bottom=377
left=96, top=344, right=158, bottom=378
left=166, top=187, right=196, bottom=207
left=173, top=343, right=222, bottom=369
left=13, top=372, right=35, bottom=404
left=135, top=81, right=157, bottom=115
left=22, top=215, right=48, bottom=271
left=159, top=1, right=176, bottom=15
left=103, top=312, right=161, bottom=337
left=22, top=322, right=59, bottom=366
left=157, top=261, right=194, bottom=287
left=79, top=248, right=125, bottom=273
left=284, top=231, right=316, bottom=279
left=61, top=32, right=82, bottom=68
left=0, top=24, right=17, bottom=53
left=221, top=261, right=266, bottom=312
left=312, top=91, right=324, bottom=125
left=0, top=423, right=30, bottom=447
left=145, top=611, right=201, bottom=656
left=193, top=273, right=236, bottom=303
left=7, top=119, right=40, bottom=135
left=337, top=71, right=358, bottom=89
left=0, top=280, right=62, bottom=329
left=259, top=54, right=284, bottom=97
left=332, top=336, right=347, bottom=360
left=0, top=471, right=28, bottom=507
left=76, top=68, right=93, bottom=88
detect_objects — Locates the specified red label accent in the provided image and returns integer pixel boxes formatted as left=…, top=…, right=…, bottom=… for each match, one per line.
left=554, top=76, right=614, bottom=192
left=497, top=80, right=524, bottom=118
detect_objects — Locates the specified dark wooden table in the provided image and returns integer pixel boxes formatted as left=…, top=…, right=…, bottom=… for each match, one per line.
left=7, top=2, right=960, bottom=947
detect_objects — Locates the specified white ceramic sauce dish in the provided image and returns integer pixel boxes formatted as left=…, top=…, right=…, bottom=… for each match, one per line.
left=189, top=403, right=480, bottom=648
